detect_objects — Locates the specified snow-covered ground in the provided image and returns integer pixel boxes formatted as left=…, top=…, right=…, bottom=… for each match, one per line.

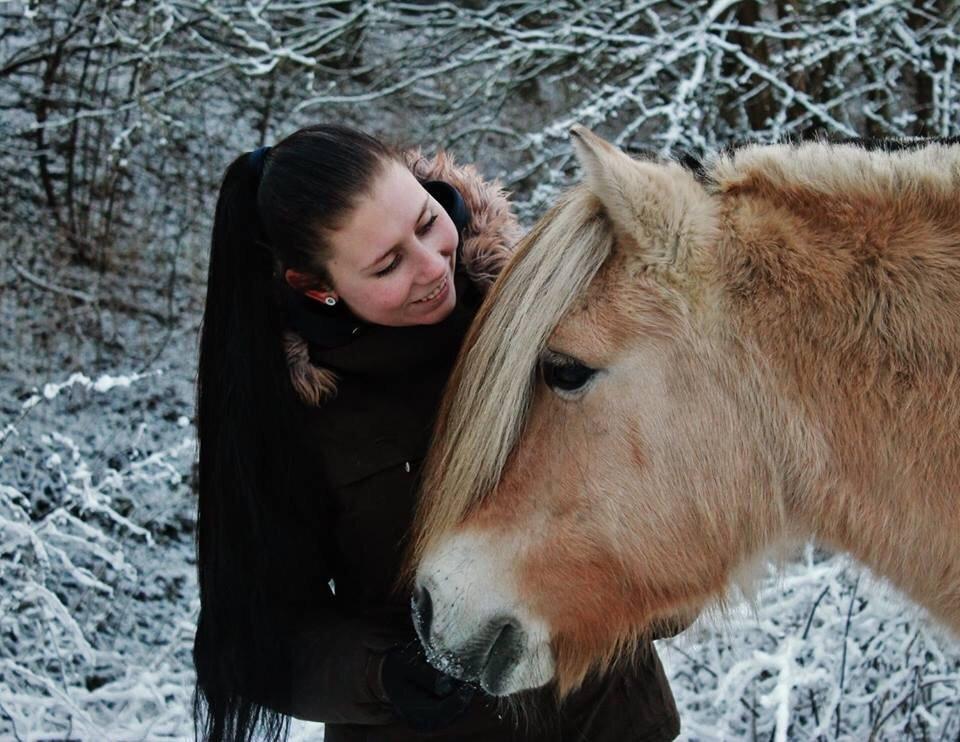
left=2, top=352, right=958, bottom=740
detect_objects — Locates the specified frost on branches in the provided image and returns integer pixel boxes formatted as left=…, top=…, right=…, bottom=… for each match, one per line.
left=662, top=548, right=960, bottom=740
left=3, top=0, right=959, bottom=738
left=0, top=370, right=198, bottom=739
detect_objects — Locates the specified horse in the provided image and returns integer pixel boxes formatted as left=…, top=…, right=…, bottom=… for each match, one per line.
left=405, top=126, right=960, bottom=699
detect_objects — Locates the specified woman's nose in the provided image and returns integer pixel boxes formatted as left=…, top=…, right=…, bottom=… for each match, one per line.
left=415, top=241, right=450, bottom=282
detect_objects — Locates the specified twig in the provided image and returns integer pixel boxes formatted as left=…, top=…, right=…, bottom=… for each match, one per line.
left=668, top=644, right=719, bottom=678
left=835, top=574, right=861, bottom=738
left=867, top=689, right=891, bottom=742
left=12, top=261, right=93, bottom=303
left=0, top=699, right=24, bottom=742
left=808, top=688, right=821, bottom=739
left=12, top=261, right=171, bottom=324
left=802, top=585, right=831, bottom=640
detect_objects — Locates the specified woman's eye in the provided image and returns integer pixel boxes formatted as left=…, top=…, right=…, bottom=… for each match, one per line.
left=417, top=214, right=438, bottom=236
left=375, top=254, right=401, bottom=277
left=374, top=213, right=438, bottom=277
left=540, top=353, right=598, bottom=396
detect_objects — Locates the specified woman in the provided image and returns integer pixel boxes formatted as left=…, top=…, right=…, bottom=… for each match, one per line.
left=194, top=124, right=680, bottom=742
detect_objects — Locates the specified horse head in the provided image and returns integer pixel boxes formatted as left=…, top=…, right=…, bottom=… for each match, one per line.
left=406, top=127, right=960, bottom=696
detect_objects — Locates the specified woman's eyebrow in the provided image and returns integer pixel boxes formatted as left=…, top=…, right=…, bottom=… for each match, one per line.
left=365, top=197, right=430, bottom=271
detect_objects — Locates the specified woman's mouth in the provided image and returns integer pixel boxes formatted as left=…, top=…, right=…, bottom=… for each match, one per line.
left=414, top=276, right=449, bottom=305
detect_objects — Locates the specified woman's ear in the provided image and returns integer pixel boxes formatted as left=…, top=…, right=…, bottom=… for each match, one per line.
left=284, top=268, right=337, bottom=304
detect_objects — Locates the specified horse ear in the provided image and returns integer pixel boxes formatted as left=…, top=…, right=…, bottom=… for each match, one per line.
left=569, top=125, right=715, bottom=267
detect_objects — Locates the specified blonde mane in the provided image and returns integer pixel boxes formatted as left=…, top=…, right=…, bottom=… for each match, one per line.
left=710, top=139, right=960, bottom=201
left=405, top=186, right=613, bottom=575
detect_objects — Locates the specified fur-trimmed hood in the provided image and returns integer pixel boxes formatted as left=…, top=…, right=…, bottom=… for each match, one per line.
left=284, top=148, right=522, bottom=406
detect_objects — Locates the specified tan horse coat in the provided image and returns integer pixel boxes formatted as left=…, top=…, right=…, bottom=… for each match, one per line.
left=408, top=129, right=960, bottom=695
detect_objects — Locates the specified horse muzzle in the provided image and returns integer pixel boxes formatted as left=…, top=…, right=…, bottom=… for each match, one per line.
left=411, top=531, right=556, bottom=695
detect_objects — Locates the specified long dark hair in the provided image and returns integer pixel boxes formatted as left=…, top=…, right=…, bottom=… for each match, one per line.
left=194, top=125, right=397, bottom=742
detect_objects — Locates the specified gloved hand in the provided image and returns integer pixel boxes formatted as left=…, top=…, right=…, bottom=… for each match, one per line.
left=376, top=641, right=475, bottom=733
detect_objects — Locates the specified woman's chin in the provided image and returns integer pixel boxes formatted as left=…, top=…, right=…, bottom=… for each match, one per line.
left=406, top=278, right=456, bottom=325
left=417, top=288, right=457, bottom=324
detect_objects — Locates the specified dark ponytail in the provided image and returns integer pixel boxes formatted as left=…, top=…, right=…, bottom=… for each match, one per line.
left=194, top=126, right=397, bottom=741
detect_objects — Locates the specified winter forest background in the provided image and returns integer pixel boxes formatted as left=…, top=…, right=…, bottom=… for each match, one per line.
left=2, top=1, right=959, bottom=739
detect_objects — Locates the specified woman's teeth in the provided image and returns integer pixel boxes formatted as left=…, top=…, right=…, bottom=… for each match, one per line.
left=416, top=277, right=447, bottom=303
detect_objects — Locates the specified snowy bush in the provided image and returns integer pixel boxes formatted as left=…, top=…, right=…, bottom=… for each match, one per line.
left=662, top=547, right=960, bottom=740
left=0, top=369, right=198, bottom=739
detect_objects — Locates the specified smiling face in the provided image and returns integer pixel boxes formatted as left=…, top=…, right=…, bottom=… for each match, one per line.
left=322, top=160, right=460, bottom=326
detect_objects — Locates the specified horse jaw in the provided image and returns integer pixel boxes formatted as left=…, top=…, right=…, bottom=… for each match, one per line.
left=413, top=529, right=556, bottom=695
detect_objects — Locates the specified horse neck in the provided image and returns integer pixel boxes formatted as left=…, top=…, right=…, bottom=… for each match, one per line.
left=712, top=148, right=960, bottom=628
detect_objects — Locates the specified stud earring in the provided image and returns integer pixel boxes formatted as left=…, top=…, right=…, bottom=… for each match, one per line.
left=324, top=296, right=337, bottom=307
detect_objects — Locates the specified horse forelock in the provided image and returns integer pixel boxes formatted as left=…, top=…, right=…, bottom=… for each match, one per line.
left=405, top=186, right=614, bottom=575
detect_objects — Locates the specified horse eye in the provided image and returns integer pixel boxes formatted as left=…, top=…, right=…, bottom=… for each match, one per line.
left=540, top=353, right=598, bottom=396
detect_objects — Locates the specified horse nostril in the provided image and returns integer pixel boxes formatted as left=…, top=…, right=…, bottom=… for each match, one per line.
left=412, top=584, right=434, bottom=645
left=483, top=619, right=523, bottom=692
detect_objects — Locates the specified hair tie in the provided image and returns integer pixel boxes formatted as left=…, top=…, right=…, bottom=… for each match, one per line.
left=248, top=145, right=271, bottom=180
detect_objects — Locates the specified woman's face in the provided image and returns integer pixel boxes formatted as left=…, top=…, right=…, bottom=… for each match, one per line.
left=322, top=160, right=459, bottom=327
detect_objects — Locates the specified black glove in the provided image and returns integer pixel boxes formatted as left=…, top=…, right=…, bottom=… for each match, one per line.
left=377, top=641, right=475, bottom=733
